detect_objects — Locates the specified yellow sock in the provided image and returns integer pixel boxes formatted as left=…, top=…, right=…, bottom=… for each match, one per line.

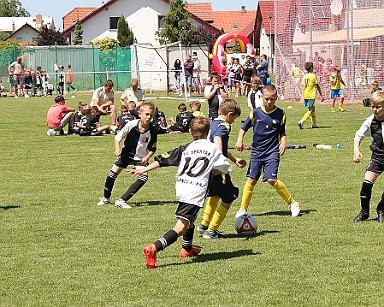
left=207, top=204, right=229, bottom=232
left=201, top=196, right=220, bottom=227
left=273, top=180, right=294, bottom=204
left=240, top=181, right=255, bottom=211
left=301, top=111, right=312, bottom=123
left=311, top=111, right=317, bottom=125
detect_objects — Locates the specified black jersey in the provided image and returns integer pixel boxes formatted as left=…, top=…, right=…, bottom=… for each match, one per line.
left=115, top=119, right=157, bottom=161
left=172, top=111, right=194, bottom=132
left=79, top=114, right=98, bottom=135
left=354, top=114, right=384, bottom=163
left=117, top=113, right=136, bottom=130
left=58, top=72, right=65, bottom=84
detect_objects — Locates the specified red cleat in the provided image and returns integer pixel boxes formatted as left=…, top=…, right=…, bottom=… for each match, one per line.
left=144, top=244, right=157, bottom=268
left=179, top=245, right=202, bottom=258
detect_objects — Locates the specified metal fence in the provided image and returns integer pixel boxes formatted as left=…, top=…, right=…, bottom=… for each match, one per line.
left=274, top=0, right=384, bottom=102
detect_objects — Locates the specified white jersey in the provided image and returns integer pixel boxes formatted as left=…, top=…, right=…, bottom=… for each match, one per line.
left=155, top=139, right=231, bottom=207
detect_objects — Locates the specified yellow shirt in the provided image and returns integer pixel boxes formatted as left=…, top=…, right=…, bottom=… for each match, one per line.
left=301, top=73, right=318, bottom=100
left=330, top=73, right=342, bottom=90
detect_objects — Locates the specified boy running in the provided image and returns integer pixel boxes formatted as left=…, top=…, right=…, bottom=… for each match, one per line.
left=97, top=102, right=158, bottom=208
left=196, top=99, right=246, bottom=238
left=235, top=84, right=300, bottom=218
left=129, top=117, right=232, bottom=268
left=297, top=62, right=324, bottom=129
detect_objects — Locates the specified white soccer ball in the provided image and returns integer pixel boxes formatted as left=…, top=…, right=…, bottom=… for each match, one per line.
left=235, top=214, right=257, bottom=236
left=47, top=129, right=56, bottom=136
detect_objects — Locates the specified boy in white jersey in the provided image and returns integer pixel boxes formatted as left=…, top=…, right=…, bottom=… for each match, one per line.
left=129, top=117, right=231, bottom=268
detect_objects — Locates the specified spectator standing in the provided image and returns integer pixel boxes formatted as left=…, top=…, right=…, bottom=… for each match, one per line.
left=173, top=59, right=182, bottom=95
left=8, top=56, right=25, bottom=98
left=256, top=54, right=269, bottom=86
left=183, top=55, right=194, bottom=97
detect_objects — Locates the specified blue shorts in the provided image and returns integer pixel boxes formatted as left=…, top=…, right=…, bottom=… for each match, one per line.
left=246, top=157, right=280, bottom=182
left=185, top=75, right=192, bottom=85
left=304, top=99, right=315, bottom=108
left=331, top=89, right=343, bottom=99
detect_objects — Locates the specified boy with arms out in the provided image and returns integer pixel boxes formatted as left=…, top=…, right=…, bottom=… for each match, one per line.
left=97, top=102, right=158, bottom=208
left=196, top=99, right=247, bottom=238
left=235, top=84, right=300, bottom=218
left=129, top=117, right=232, bottom=268
left=353, top=91, right=384, bottom=223
left=330, top=66, right=347, bottom=112
left=297, top=62, right=325, bottom=129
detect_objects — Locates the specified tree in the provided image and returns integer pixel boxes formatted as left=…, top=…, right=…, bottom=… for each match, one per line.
left=37, top=25, right=67, bottom=46
left=0, top=0, right=30, bottom=17
left=191, top=26, right=221, bottom=52
left=156, top=0, right=195, bottom=45
left=73, top=19, right=83, bottom=45
left=88, top=37, right=118, bottom=51
left=117, top=15, right=135, bottom=48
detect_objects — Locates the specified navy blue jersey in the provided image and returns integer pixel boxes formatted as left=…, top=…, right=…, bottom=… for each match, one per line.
left=209, top=119, right=231, bottom=157
left=242, top=106, right=286, bottom=161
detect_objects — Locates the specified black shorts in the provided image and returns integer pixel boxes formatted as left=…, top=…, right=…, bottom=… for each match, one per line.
left=114, top=150, right=144, bottom=169
left=175, top=202, right=200, bottom=225
left=243, top=75, right=252, bottom=84
left=208, top=174, right=239, bottom=203
left=366, top=158, right=384, bottom=175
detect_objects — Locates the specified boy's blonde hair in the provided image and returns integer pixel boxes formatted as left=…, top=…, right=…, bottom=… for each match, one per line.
left=372, top=80, right=379, bottom=87
left=334, top=66, right=341, bottom=73
left=140, top=101, right=155, bottom=112
left=190, top=116, right=210, bottom=139
left=371, top=90, right=384, bottom=105
left=120, top=104, right=128, bottom=113
left=189, top=101, right=201, bottom=111
left=218, top=98, right=241, bottom=117
left=250, top=74, right=261, bottom=83
left=262, top=84, right=278, bottom=97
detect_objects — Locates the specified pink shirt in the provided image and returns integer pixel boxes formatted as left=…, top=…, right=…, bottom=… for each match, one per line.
left=46, top=103, right=69, bottom=127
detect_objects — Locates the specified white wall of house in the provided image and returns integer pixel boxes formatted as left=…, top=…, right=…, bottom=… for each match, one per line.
left=259, top=23, right=272, bottom=58
left=10, top=27, right=40, bottom=43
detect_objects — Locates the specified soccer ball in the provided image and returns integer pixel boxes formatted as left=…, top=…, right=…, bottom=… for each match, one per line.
left=235, top=214, right=257, bottom=236
left=47, top=129, right=56, bottom=136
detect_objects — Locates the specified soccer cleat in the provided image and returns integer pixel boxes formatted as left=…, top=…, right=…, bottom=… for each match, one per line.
left=353, top=210, right=369, bottom=222
left=377, top=211, right=384, bottom=223
left=288, top=201, right=301, bottom=217
left=114, top=199, right=132, bottom=209
left=331, top=108, right=335, bottom=113
left=203, top=230, right=227, bottom=239
left=339, top=107, right=346, bottom=112
left=311, top=124, right=319, bottom=128
left=196, top=223, right=208, bottom=233
left=235, top=209, right=247, bottom=218
left=297, top=121, right=303, bottom=129
left=97, top=197, right=110, bottom=206
left=179, top=245, right=202, bottom=258
left=143, top=244, right=157, bottom=268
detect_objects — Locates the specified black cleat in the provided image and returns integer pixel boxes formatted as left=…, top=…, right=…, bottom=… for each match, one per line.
left=377, top=211, right=384, bottom=223
left=353, top=211, right=369, bottom=222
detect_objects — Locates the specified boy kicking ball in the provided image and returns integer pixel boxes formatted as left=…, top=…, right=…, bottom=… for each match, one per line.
left=129, top=117, right=232, bottom=268
left=353, top=91, right=384, bottom=223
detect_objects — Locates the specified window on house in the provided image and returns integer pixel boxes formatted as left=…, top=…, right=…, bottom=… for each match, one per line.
left=158, top=15, right=166, bottom=29
left=233, top=24, right=238, bottom=29
left=109, top=16, right=119, bottom=30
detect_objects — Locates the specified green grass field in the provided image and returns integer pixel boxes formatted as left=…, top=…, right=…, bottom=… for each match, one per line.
left=1, top=92, right=383, bottom=306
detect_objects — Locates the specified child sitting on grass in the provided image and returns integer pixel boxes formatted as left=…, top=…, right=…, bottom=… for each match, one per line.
left=79, top=106, right=110, bottom=136
left=167, top=103, right=194, bottom=133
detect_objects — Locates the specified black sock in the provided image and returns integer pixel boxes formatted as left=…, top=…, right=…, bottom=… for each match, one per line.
left=182, top=224, right=195, bottom=251
left=104, top=170, right=118, bottom=198
left=360, top=179, right=373, bottom=213
left=377, top=192, right=384, bottom=213
left=120, top=175, right=148, bottom=201
left=154, top=229, right=179, bottom=252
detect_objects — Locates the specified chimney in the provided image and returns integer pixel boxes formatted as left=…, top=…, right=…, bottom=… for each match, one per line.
left=12, top=21, right=15, bottom=32
left=36, top=14, right=42, bottom=30
left=241, top=6, right=246, bottom=13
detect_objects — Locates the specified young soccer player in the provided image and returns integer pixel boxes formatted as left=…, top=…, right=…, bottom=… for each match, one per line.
left=129, top=117, right=232, bottom=268
left=46, top=96, right=75, bottom=135
left=79, top=106, right=110, bottom=136
left=297, top=62, right=325, bottom=129
left=97, top=102, right=158, bottom=208
left=72, top=101, right=88, bottom=134
left=116, top=104, right=136, bottom=132
left=330, top=66, right=347, bottom=112
left=167, top=103, right=194, bottom=133
left=247, top=74, right=263, bottom=111
left=235, top=84, right=300, bottom=218
left=196, top=99, right=247, bottom=238
left=189, top=101, right=205, bottom=117
left=353, top=91, right=384, bottom=223
left=204, top=72, right=228, bottom=121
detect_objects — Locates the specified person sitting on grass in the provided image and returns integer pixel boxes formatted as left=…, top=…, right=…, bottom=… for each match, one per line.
left=72, top=101, right=88, bottom=134
left=353, top=90, right=384, bottom=223
left=189, top=101, right=205, bottom=117
left=128, top=116, right=232, bottom=268
left=79, top=106, right=110, bottom=136
left=116, top=104, right=136, bottom=132
left=46, top=96, right=75, bottom=135
left=167, top=103, right=194, bottom=133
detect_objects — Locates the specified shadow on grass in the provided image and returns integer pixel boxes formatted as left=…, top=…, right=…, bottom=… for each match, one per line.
left=222, top=229, right=280, bottom=239
left=130, top=200, right=179, bottom=207
left=256, top=209, right=316, bottom=217
left=0, top=205, right=21, bottom=210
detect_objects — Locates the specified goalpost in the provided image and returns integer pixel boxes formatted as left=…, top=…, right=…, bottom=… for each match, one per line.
left=132, top=41, right=188, bottom=101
